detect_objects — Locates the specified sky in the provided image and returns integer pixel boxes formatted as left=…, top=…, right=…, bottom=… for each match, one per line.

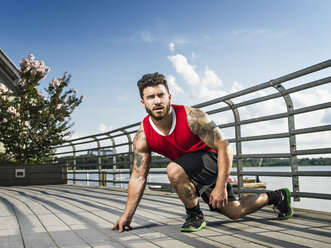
left=1, top=0, right=331, bottom=154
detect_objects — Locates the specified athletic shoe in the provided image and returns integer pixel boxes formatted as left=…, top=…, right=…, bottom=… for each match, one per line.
left=180, top=212, right=206, bottom=232
left=274, top=188, right=294, bottom=220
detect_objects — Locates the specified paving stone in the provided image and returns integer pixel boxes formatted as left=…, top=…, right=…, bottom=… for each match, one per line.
left=0, top=185, right=330, bottom=248
left=0, top=234, right=24, bottom=248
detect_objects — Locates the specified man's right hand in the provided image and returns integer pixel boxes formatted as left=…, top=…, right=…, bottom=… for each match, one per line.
left=110, top=215, right=133, bottom=233
left=111, top=123, right=151, bottom=233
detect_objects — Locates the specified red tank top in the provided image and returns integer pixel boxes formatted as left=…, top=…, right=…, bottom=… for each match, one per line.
left=143, top=104, right=216, bottom=160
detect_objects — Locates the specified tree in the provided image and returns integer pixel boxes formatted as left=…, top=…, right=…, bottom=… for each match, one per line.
left=0, top=54, right=83, bottom=163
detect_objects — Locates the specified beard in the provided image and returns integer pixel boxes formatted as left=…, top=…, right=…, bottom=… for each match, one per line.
left=146, top=102, right=171, bottom=120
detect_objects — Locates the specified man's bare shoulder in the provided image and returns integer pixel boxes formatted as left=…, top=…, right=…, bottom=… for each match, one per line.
left=184, top=106, right=207, bottom=133
left=135, top=122, right=146, bottom=142
left=184, top=106, right=205, bottom=118
left=133, top=122, right=150, bottom=153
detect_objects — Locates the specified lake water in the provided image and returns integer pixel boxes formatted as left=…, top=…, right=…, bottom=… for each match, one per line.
left=68, top=165, right=331, bottom=213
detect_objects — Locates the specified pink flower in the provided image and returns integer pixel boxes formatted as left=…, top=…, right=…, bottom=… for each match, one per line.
left=0, top=83, right=8, bottom=94
left=19, top=58, right=29, bottom=69
left=7, top=106, right=16, bottom=114
left=23, top=65, right=32, bottom=73
left=50, top=78, right=61, bottom=88
left=37, top=90, right=45, bottom=100
left=14, top=78, right=26, bottom=86
left=20, top=54, right=50, bottom=79
left=6, top=106, right=19, bottom=116
left=28, top=54, right=35, bottom=60
left=2, top=118, right=7, bottom=123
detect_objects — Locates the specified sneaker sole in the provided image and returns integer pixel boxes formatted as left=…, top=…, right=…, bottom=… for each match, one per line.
left=278, top=188, right=294, bottom=220
left=180, top=221, right=206, bottom=232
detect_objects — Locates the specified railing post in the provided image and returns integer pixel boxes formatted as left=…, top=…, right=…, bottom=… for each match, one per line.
left=120, top=170, right=123, bottom=188
left=107, top=134, right=117, bottom=187
left=272, top=82, right=300, bottom=201
left=92, top=136, right=103, bottom=187
left=102, top=171, right=107, bottom=187
left=121, top=129, right=133, bottom=174
left=69, top=142, right=76, bottom=185
left=225, top=100, right=243, bottom=199
left=86, top=171, right=89, bottom=186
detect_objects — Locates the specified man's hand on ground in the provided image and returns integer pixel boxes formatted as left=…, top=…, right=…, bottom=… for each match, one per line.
left=110, top=215, right=133, bottom=233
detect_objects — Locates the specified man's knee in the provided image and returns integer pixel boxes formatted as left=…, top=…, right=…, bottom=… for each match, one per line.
left=218, top=201, right=242, bottom=220
left=224, top=211, right=241, bottom=220
left=166, top=162, right=185, bottom=183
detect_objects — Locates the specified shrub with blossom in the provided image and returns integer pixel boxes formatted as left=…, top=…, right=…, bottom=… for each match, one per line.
left=0, top=54, right=83, bottom=163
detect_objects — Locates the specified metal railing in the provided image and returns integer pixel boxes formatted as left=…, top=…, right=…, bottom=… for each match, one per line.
left=51, top=59, right=331, bottom=202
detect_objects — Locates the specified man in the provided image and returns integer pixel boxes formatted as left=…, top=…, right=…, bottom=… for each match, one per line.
left=111, top=72, right=293, bottom=233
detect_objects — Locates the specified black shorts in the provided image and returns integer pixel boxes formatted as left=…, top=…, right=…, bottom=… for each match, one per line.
left=174, top=150, right=237, bottom=211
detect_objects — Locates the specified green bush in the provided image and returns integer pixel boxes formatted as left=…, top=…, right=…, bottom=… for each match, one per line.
left=0, top=152, right=14, bottom=164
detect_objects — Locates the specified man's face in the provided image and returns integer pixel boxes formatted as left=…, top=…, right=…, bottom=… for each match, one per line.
left=141, top=84, right=171, bottom=120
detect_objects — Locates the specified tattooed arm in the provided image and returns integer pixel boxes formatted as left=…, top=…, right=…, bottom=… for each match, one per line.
left=186, top=106, right=233, bottom=209
left=111, top=122, right=151, bottom=232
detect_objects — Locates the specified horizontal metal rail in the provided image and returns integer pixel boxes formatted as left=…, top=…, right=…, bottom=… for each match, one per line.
left=50, top=59, right=331, bottom=202
left=237, top=171, right=331, bottom=177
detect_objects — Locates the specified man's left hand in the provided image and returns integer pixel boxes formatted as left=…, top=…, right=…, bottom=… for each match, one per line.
left=209, top=185, right=228, bottom=209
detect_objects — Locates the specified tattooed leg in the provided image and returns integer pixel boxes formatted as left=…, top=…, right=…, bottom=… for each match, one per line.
left=167, top=162, right=198, bottom=208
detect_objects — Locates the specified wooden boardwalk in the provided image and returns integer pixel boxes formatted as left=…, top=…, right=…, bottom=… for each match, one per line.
left=0, top=185, right=330, bottom=248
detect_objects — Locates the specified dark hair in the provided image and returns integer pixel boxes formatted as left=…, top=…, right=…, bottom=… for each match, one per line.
left=137, top=72, right=169, bottom=99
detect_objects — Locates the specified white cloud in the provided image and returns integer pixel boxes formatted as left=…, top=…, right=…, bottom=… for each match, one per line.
left=168, top=54, right=201, bottom=87
left=202, top=66, right=223, bottom=88
left=167, top=53, right=226, bottom=100
left=166, top=52, right=329, bottom=157
left=168, top=42, right=175, bottom=52
left=67, top=131, right=80, bottom=140
left=99, top=123, right=113, bottom=133
left=323, top=109, right=331, bottom=123
left=233, top=88, right=331, bottom=156
left=99, top=123, right=108, bottom=132
left=166, top=75, right=184, bottom=94
left=292, top=89, right=331, bottom=109
left=231, top=81, right=244, bottom=93
left=291, top=89, right=331, bottom=129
